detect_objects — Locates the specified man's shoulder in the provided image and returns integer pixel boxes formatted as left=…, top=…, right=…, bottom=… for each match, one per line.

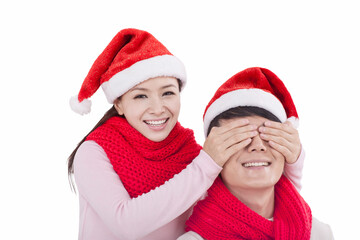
left=311, top=217, right=334, bottom=240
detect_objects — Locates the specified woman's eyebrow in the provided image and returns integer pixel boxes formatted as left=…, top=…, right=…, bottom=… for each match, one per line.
left=130, top=84, right=177, bottom=92
left=129, top=87, right=148, bottom=92
left=161, top=84, right=177, bottom=89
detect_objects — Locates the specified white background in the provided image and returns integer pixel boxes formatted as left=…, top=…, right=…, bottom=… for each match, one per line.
left=1, top=0, right=359, bottom=239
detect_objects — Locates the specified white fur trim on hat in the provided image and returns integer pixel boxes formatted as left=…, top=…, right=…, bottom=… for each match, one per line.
left=203, top=89, right=288, bottom=136
left=286, top=116, right=299, bottom=129
left=69, top=95, right=92, bottom=115
left=102, top=55, right=186, bottom=103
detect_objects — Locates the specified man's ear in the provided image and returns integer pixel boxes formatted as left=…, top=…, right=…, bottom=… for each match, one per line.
left=114, top=99, right=124, bottom=115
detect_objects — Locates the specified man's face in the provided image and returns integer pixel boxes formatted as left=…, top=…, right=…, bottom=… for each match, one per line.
left=220, top=116, right=285, bottom=193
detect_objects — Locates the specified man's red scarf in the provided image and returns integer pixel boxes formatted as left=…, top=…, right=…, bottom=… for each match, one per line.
left=186, top=176, right=312, bottom=240
left=86, top=116, right=202, bottom=198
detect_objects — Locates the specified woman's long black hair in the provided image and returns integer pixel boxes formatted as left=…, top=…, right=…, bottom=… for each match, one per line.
left=67, top=106, right=120, bottom=191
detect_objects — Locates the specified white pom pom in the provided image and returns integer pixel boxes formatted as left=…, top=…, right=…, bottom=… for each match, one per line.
left=69, top=95, right=92, bottom=115
left=286, top=116, right=299, bottom=129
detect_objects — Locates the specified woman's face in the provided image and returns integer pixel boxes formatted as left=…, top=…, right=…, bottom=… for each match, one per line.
left=220, top=116, right=285, bottom=192
left=114, top=76, right=180, bottom=142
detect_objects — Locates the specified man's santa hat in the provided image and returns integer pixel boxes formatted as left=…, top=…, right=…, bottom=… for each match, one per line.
left=70, top=28, right=186, bottom=115
left=203, top=67, right=298, bottom=136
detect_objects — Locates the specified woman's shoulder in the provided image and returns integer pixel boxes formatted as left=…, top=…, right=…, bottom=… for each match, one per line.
left=74, top=140, right=110, bottom=173
left=76, top=140, right=107, bottom=160
left=78, top=140, right=103, bottom=151
left=311, top=217, right=334, bottom=240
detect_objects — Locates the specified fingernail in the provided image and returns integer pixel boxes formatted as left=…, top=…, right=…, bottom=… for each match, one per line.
left=259, top=127, right=265, bottom=132
left=264, top=121, right=271, bottom=126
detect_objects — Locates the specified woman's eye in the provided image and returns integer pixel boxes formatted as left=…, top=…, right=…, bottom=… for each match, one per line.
left=163, top=91, right=175, bottom=96
left=134, top=94, right=147, bottom=99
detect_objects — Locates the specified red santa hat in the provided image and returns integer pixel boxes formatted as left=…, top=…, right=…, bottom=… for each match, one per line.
left=203, top=67, right=298, bottom=136
left=70, top=28, right=186, bottom=115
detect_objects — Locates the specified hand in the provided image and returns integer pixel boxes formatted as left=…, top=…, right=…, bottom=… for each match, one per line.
left=258, top=120, right=301, bottom=164
left=203, top=119, right=258, bottom=167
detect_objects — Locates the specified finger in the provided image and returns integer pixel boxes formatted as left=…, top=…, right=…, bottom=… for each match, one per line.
left=205, top=136, right=253, bottom=167
left=260, top=123, right=299, bottom=144
left=283, top=121, right=294, bottom=128
left=264, top=121, right=297, bottom=134
left=213, top=118, right=251, bottom=135
left=210, top=122, right=257, bottom=143
left=223, top=138, right=252, bottom=162
left=260, top=133, right=292, bottom=150
left=204, top=127, right=256, bottom=155
left=223, top=130, right=258, bottom=150
left=259, top=125, right=293, bottom=140
left=268, top=140, right=294, bottom=163
left=221, top=126, right=258, bottom=144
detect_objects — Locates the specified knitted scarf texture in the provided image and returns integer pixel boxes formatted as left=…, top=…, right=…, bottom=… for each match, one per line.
left=86, top=116, right=202, bottom=198
left=186, top=176, right=312, bottom=240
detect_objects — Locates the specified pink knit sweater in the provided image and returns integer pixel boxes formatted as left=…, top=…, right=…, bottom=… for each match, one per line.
left=73, top=140, right=304, bottom=240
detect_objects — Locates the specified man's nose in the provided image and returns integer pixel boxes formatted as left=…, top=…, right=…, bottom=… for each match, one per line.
left=248, top=134, right=267, bottom=152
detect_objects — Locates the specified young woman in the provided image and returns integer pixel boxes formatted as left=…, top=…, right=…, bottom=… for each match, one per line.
left=68, top=29, right=305, bottom=240
left=178, top=67, right=334, bottom=240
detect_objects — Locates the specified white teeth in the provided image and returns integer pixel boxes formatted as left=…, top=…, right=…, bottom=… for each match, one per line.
left=145, top=119, right=167, bottom=126
left=243, top=162, right=270, bottom=167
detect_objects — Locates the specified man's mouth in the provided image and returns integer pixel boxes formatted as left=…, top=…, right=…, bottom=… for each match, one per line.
left=242, top=162, right=271, bottom=168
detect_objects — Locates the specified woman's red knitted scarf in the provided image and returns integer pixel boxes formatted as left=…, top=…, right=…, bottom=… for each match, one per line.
left=186, top=176, right=312, bottom=240
left=86, top=116, right=202, bottom=198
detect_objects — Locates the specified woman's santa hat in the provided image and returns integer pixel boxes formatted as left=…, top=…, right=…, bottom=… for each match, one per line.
left=70, top=28, right=186, bottom=115
left=203, top=67, right=298, bottom=136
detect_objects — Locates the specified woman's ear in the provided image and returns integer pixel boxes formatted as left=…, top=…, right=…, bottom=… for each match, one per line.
left=114, top=99, right=124, bottom=115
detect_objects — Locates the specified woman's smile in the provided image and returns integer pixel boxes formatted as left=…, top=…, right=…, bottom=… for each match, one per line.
left=144, top=118, right=169, bottom=130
